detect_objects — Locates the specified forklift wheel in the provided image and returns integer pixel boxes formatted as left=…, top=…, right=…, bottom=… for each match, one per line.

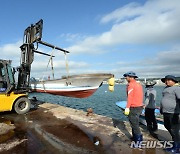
left=14, top=97, right=31, bottom=114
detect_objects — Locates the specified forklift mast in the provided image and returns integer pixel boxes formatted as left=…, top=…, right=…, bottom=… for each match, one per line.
left=17, top=19, right=69, bottom=91
left=17, top=20, right=43, bottom=90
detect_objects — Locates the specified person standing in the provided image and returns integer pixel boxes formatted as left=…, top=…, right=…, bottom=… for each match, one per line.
left=123, top=71, right=144, bottom=146
left=144, top=80, right=158, bottom=133
left=160, top=75, right=180, bottom=153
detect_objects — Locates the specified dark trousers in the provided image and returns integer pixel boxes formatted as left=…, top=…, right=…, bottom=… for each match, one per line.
left=163, top=113, right=180, bottom=143
left=129, top=107, right=143, bottom=135
left=145, top=108, right=157, bottom=131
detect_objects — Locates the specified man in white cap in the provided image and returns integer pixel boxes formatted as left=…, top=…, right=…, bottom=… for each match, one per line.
left=160, top=75, right=180, bottom=153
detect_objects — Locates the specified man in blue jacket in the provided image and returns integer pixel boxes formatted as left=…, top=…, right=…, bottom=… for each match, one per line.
left=160, top=75, right=180, bottom=153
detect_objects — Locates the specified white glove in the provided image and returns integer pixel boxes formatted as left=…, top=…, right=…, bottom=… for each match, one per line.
left=124, top=108, right=130, bottom=116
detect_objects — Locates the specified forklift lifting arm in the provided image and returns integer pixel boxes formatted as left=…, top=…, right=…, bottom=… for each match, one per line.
left=17, top=19, right=69, bottom=91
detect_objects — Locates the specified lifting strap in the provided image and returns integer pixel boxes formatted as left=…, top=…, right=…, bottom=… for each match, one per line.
left=64, top=52, right=69, bottom=78
left=50, top=57, right=54, bottom=79
left=42, top=48, right=69, bottom=83
left=46, top=48, right=55, bottom=79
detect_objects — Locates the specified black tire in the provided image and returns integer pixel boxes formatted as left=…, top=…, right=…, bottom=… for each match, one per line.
left=14, top=97, right=31, bottom=114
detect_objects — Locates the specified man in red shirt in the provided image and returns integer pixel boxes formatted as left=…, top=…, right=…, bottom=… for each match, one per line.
left=123, top=71, right=144, bottom=147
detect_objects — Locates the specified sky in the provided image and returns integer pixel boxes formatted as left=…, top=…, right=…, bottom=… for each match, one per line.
left=0, top=0, right=180, bottom=79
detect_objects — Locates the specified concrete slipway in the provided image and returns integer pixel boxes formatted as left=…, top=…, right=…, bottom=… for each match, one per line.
left=0, top=100, right=171, bottom=154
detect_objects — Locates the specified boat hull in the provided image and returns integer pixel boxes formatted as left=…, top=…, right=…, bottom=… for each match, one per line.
left=32, top=87, right=98, bottom=98
left=30, top=73, right=113, bottom=98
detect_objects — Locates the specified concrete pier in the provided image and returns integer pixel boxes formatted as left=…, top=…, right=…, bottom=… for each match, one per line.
left=0, top=101, right=170, bottom=154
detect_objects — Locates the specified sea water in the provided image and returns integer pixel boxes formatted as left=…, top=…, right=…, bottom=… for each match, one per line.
left=29, top=84, right=165, bottom=121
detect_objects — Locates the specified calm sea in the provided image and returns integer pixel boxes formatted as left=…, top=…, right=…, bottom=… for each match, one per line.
left=29, top=84, right=165, bottom=121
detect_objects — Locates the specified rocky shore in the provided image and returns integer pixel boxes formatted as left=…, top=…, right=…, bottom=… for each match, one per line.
left=0, top=101, right=170, bottom=154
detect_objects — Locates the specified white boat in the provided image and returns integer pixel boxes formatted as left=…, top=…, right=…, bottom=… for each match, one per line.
left=116, top=101, right=167, bottom=131
left=30, top=73, right=113, bottom=98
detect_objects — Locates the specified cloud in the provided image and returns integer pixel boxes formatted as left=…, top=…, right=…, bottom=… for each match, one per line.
left=0, top=41, right=25, bottom=77
left=59, top=33, right=87, bottom=43
left=31, top=59, right=89, bottom=71
left=67, top=0, right=180, bottom=54
left=100, top=2, right=142, bottom=24
left=1, top=0, right=180, bottom=79
left=0, top=40, right=93, bottom=78
left=100, top=0, right=180, bottom=44
left=114, top=47, right=180, bottom=78
left=1, top=41, right=179, bottom=79
left=30, top=57, right=91, bottom=78
left=0, top=41, right=21, bottom=61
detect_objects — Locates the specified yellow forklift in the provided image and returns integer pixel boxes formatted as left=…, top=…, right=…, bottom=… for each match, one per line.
left=0, top=19, right=69, bottom=114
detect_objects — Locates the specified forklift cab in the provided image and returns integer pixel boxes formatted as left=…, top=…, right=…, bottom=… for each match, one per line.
left=0, top=60, right=14, bottom=93
left=0, top=59, right=30, bottom=114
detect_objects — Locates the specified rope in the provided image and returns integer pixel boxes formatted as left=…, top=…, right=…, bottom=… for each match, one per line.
left=46, top=48, right=55, bottom=79
left=64, top=52, right=69, bottom=78
left=50, top=57, right=54, bottom=79
left=41, top=48, right=55, bottom=80
left=41, top=48, right=69, bottom=82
